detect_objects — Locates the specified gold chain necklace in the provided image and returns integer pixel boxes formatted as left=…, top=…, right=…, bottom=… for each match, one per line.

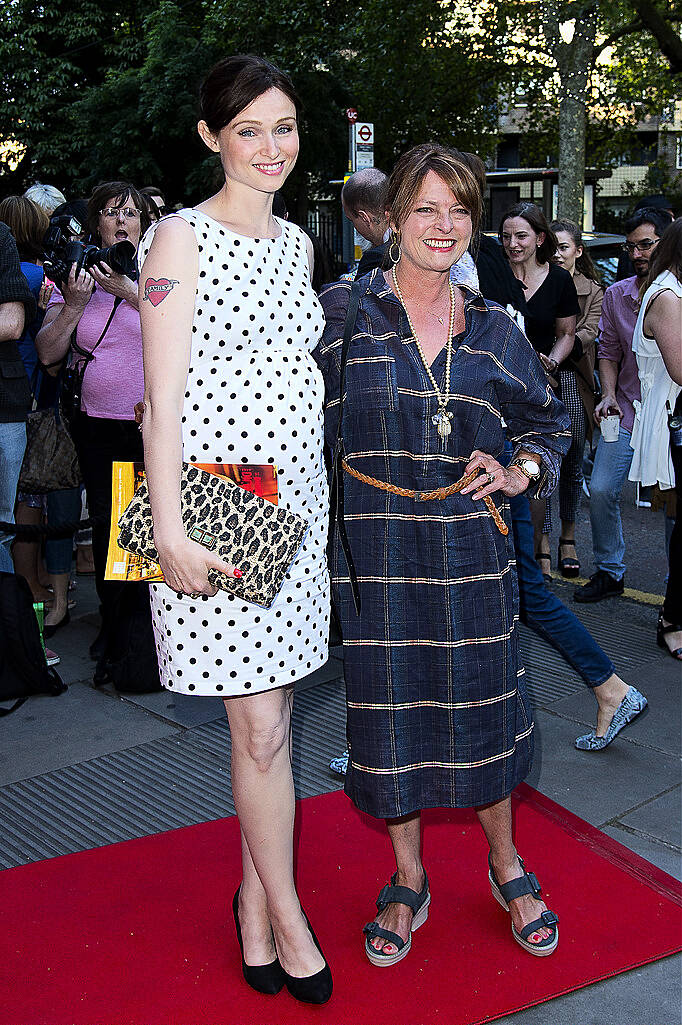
left=392, top=266, right=457, bottom=445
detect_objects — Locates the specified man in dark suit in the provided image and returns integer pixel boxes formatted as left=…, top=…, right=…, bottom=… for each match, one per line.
left=341, top=168, right=390, bottom=277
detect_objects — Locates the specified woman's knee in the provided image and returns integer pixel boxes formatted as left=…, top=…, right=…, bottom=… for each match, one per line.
left=230, top=700, right=290, bottom=771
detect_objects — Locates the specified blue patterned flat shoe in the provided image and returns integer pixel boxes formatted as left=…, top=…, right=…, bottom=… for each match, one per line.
left=575, top=686, right=649, bottom=751
left=329, top=749, right=349, bottom=776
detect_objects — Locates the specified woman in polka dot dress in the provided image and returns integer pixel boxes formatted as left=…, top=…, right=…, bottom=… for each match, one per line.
left=138, top=56, right=331, bottom=1004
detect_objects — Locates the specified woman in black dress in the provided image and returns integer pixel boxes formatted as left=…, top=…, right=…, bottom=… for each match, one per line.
left=500, top=203, right=579, bottom=579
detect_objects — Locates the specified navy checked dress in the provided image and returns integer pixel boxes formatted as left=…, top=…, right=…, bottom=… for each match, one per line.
left=315, top=269, right=571, bottom=819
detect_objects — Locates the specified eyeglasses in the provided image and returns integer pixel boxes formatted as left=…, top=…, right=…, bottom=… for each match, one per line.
left=100, top=207, right=141, bottom=219
left=622, top=239, right=658, bottom=255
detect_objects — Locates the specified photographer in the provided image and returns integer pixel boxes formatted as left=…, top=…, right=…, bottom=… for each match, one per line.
left=36, top=182, right=150, bottom=671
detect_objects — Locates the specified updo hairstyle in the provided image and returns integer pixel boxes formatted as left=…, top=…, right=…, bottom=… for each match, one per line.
left=199, top=54, right=301, bottom=135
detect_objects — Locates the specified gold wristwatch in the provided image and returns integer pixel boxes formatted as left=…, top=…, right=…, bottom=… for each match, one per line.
left=509, top=457, right=541, bottom=482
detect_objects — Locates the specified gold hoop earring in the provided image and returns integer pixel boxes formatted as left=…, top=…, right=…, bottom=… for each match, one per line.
left=388, top=230, right=402, bottom=264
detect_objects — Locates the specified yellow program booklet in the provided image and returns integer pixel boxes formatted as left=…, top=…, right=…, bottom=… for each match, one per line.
left=105, top=461, right=279, bottom=582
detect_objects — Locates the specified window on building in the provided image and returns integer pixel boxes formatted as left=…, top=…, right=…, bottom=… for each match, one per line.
left=496, top=138, right=520, bottom=169
left=619, top=134, right=656, bottom=168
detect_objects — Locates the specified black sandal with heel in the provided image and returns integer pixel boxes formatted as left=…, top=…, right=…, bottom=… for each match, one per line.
left=558, top=538, right=580, bottom=578
left=488, top=853, right=559, bottom=956
left=657, top=613, right=682, bottom=661
left=363, top=871, right=430, bottom=966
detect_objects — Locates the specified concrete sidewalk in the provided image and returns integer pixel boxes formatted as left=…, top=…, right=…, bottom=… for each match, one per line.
left=1, top=553, right=680, bottom=1022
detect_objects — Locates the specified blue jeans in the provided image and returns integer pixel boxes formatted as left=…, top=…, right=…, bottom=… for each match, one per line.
left=511, top=491, right=615, bottom=688
left=588, top=426, right=633, bottom=581
left=0, top=422, right=27, bottom=573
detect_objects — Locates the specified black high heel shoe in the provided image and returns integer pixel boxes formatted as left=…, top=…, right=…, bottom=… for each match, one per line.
left=232, top=887, right=285, bottom=995
left=280, top=912, right=332, bottom=1005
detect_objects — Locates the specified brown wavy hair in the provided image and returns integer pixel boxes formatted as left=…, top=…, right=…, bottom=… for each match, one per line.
left=0, top=195, right=49, bottom=262
left=384, top=143, right=482, bottom=243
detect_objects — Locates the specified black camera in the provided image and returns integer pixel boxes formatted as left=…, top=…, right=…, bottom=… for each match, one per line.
left=43, top=215, right=137, bottom=288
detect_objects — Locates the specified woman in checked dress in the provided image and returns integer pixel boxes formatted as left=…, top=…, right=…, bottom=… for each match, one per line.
left=139, top=56, right=331, bottom=1004
left=316, top=145, right=570, bottom=966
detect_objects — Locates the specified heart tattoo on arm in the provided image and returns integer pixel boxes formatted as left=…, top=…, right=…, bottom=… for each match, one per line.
left=143, top=277, right=180, bottom=306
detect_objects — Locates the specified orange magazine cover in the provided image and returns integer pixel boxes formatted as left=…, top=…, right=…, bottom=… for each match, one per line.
left=105, top=462, right=278, bottom=582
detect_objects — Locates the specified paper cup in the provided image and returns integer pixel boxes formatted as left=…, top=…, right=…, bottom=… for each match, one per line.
left=601, top=414, right=620, bottom=442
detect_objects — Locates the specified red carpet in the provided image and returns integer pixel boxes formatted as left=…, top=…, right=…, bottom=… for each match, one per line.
left=1, top=783, right=680, bottom=1025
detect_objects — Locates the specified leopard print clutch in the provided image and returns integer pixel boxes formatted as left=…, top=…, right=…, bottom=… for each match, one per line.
left=117, top=464, right=309, bottom=609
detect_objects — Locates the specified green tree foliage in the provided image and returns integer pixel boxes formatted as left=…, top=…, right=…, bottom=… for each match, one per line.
left=0, top=0, right=148, bottom=191
left=2, top=0, right=677, bottom=211
left=0, top=0, right=512, bottom=206
left=482, top=0, right=681, bottom=220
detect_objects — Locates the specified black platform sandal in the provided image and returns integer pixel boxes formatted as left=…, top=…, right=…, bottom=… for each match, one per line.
left=363, top=871, right=430, bottom=967
left=488, top=854, right=559, bottom=956
left=657, top=614, right=682, bottom=661
left=558, top=538, right=580, bottom=578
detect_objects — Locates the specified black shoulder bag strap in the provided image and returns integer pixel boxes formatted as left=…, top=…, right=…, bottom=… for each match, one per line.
left=72, top=294, right=124, bottom=366
left=331, top=279, right=363, bottom=616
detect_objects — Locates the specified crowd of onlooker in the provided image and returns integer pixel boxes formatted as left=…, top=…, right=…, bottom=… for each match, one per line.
left=340, top=169, right=681, bottom=667
left=0, top=180, right=168, bottom=680
left=0, top=171, right=680, bottom=696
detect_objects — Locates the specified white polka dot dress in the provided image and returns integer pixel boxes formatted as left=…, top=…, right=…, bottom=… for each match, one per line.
left=139, top=209, right=329, bottom=696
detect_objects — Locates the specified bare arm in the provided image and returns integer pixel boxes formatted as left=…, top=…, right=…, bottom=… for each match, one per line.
left=594, top=358, right=621, bottom=422
left=535, top=314, right=576, bottom=376
left=643, top=289, right=682, bottom=386
left=140, top=217, right=237, bottom=595
left=0, top=301, right=24, bottom=341
left=35, top=264, right=94, bottom=365
left=551, top=314, right=575, bottom=366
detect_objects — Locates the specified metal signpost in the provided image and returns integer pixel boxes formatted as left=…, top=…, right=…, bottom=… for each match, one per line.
left=342, top=114, right=375, bottom=265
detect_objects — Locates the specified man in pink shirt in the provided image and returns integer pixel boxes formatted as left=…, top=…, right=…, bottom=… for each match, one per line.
left=575, top=208, right=672, bottom=602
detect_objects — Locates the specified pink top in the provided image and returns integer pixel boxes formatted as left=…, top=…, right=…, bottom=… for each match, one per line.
left=48, top=285, right=143, bottom=420
left=596, top=275, right=642, bottom=433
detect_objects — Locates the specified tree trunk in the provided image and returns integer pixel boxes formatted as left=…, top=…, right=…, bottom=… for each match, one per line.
left=557, top=84, right=587, bottom=223
left=545, top=2, right=598, bottom=225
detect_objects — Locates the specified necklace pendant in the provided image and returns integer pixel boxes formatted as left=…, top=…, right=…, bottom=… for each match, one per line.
left=433, top=409, right=453, bottom=443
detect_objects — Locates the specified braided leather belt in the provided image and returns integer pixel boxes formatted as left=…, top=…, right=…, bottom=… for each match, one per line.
left=341, top=458, right=509, bottom=536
